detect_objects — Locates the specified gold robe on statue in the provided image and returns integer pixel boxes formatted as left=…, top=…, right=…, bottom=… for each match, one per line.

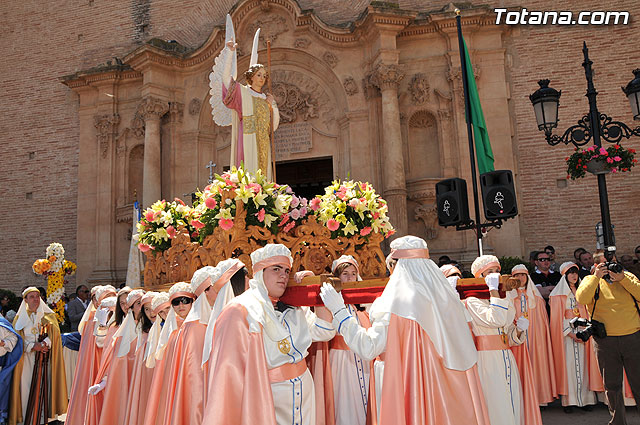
left=8, top=312, right=68, bottom=425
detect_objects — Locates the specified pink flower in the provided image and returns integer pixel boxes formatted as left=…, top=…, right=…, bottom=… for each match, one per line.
left=190, top=220, right=205, bottom=229
left=587, top=146, right=595, bottom=152
left=614, top=156, right=622, bottom=162
left=144, top=210, right=155, bottom=222
left=299, top=206, right=308, bottom=216
left=372, top=212, right=380, bottom=220
left=219, top=218, right=234, bottom=230
left=279, top=214, right=290, bottom=227
left=385, top=229, right=396, bottom=239
left=290, top=208, right=301, bottom=220
left=255, top=208, right=266, bottom=223
left=285, top=186, right=293, bottom=194
left=310, top=198, right=321, bottom=211
left=204, top=184, right=212, bottom=191
left=138, top=243, right=151, bottom=252
left=166, top=225, right=176, bottom=239
left=174, top=197, right=185, bottom=206
left=248, top=183, right=262, bottom=193
left=327, top=219, right=339, bottom=231
left=290, top=196, right=300, bottom=208
left=607, top=157, right=614, bottom=164
left=360, top=227, right=372, bottom=236
left=224, top=178, right=236, bottom=187
left=284, top=222, right=296, bottom=232
left=205, top=197, right=217, bottom=209
left=599, top=147, right=608, bottom=155
left=191, top=231, right=199, bottom=238
left=348, top=199, right=359, bottom=208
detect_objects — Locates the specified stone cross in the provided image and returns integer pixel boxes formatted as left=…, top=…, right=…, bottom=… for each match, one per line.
left=206, top=161, right=216, bottom=184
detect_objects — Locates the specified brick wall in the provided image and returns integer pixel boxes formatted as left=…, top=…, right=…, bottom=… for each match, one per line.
left=1, top=0, right=638, bottom=294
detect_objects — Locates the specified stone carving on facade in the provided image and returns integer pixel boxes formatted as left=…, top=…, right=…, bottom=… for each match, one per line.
left=168, top=102, right=184, bottom=123
left=369, top=63, right=405, bottom=91
left=247, top=15, right=288, bottom=46
left=409, top=73, right=430, bottom=104
left=409, top=110, right=435, bottom=128
left=322, top=51, right=338, bottom=68
left=294, top=38, right=310, bottom=49
left=362, top=74, right=379, bottom=100
left=188, top=98, right=201, bottom=116
left=343, top=77, right=358, bottom=96
left=270, top=70, right=333, bottom=127
left=95, top=113, right=120, bottom=158
left=138, top=96, right=169, bottom=120
left=447, top=65, right=480, bottom=108
left=414, top=203, right=438, bottom=240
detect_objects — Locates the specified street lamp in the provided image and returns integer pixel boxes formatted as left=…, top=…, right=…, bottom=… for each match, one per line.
left=529, top=42, right=640, bottom=254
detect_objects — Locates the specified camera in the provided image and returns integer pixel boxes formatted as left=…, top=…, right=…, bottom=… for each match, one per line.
left=570, top=317, right=607, bottom=342
left=604, top=262, right=624, bottom=274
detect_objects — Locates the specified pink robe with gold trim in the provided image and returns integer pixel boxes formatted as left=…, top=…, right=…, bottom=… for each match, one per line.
left=379, top=314, right=490, bottom=425
left=85, top=325, right=119, bottom=425
left=202, top=304, right=277, bottom=425
left=98, top=337, right=137, bottom=425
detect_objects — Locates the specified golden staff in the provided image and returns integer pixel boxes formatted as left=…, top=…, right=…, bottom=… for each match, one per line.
left=266, top=40, right=277, bottom=182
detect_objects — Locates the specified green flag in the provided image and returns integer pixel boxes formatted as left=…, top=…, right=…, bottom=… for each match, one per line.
left=463, top=38, right=495, bottom=174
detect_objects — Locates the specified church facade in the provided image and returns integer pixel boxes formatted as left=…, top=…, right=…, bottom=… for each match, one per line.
left=2, top=0, right=639, bottom=290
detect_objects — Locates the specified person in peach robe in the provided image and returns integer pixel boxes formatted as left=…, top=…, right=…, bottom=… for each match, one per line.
left=65, top=285, right=114, bottom=425
left=549, top=262, right=598, bottom=413
left=202, top=244, right=336, bottom=425
left=124, top=291, right=159, bottom=425
left=508, top=264, right=557, bottom=407
left=90, top=289, right=145, bottom=425
left=166, top=261, right=245, bottom=425
left=143, top=282, right=194, bottom=425
left=320, top=236, right=490, bottom=425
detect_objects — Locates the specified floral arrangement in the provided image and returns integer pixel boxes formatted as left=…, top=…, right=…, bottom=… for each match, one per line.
left=192, top=166, right=302, bottom=241
left=32, top=242, right=77, bottom=324
left=311, top=180, right=395, bottom=239
left=566, top=144, right=637, bottom=180
left=136, top=199, right=199, bottom=252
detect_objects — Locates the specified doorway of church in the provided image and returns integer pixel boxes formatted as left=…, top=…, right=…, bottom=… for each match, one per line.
left=276, top=157, right=333, bottom=200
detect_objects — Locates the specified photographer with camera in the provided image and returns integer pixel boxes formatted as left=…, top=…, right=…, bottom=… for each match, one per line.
left=575, top=257, right=640, bottom=424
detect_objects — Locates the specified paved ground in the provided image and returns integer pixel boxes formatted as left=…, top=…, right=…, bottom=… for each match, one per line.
left=541, top=401, right=640, bottom=424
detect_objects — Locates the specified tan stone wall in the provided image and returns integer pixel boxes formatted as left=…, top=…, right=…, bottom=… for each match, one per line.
left=1, top=0, right=639, bottom=294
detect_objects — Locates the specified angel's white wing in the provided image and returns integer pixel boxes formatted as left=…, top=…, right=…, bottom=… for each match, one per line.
left=209, top=14, right=237, bottom=127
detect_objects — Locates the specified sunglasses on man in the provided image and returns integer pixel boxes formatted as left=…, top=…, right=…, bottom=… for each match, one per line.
left=536, top=258, right=550, bottom=262
left=171, top=296, right=193, bottom=306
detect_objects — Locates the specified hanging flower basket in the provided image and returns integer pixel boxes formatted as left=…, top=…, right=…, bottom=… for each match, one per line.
left=585, top=159, right=611, bottom=175
left=566, top=144, right=637, bottom=180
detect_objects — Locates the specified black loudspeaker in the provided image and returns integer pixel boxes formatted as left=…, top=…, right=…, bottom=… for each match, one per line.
left=435, top=178, right=470, bottom=227
left=480, top=170, right=518, bottom=220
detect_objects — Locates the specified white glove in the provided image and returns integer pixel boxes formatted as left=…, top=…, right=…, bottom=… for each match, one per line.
left=88, top=379, right=107, bottom=395
left=95, top=308, right=109, bottom=327
left=43, top=337, right=51, bottom=348
left=294, top=271, right=314, bottom=284
left=516, top=316, right=530, bottom=332
left=485, top=273, right=501, bottom=291
left=446, top=276, right=460, bottom=289
left=319, top=283, right=346, bottom=316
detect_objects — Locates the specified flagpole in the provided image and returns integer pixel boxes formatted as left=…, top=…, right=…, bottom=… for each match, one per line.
left=456, top=9, right=483, bottom=255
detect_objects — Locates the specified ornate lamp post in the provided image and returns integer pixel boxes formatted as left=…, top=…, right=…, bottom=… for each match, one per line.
left=529, top=42, right=640, bottom=254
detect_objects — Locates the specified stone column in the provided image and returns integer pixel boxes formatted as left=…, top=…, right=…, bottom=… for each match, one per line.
left=370, top=63, right=407, bottom=237
left=139, top=97, right=169, bottom=207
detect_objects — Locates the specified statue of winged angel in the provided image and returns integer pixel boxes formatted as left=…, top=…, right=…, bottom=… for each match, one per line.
left=209, top=14, right=280, bottom=179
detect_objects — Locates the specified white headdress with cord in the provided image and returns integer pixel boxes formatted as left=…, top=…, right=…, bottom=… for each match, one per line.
left=506, top=264, right=541, bottom=308
left=202, top=258, right=246, bottom=366
left=331, top=255, right=362, bottom=281
left=114, top=289, right=145, bottom=358
left=550, top=262, right=579, bottom=298
left=185, top=266, right=218, bottom=325
left=155, top=282, right=194, bottom=362
left=369, top=235, right=478, bottom=371
left=471, top=255, right=501, bottom=278
left=95, top=285, right=117, bottom=303
left=229, top=244, right=292, bottom=343
left=14, top=287, right=54, bottom=331
left=145, top=292, right=170, bottom=367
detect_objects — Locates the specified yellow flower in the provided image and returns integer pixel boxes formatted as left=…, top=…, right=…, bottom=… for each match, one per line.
left=154, top=228, right=170, bottom=242
left=235, top=185, right=253, bottom=203
left=343, top=221, right=358, bottom=236
left=264, top=213, right=277, bottom=227
left=253, top=192, right=268, bottom=207
left=215, top=208, right=233, bottom=220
